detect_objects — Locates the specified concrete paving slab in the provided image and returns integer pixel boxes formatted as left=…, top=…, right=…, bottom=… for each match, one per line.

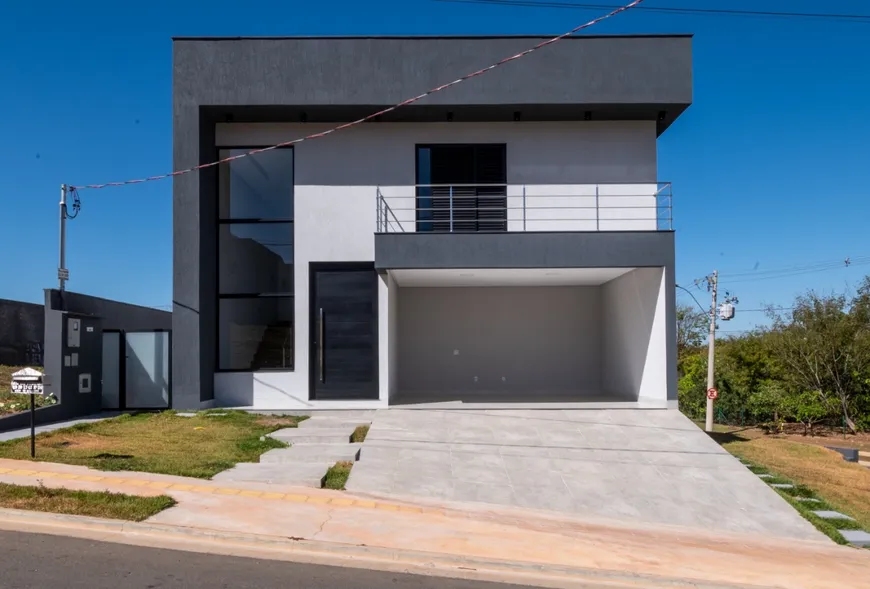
left=840, top=529, right=870, bottom=547
left=260, top=444, right=361, bottom=464
left=212, top=463, right=331, bottom=487
left=0, top=412, right=123, bottom=442
left=812, top=510, right=855, bottom=521
left=347, top=408, right=826, bottom=541
left=269, top=427, right=355, bottom=444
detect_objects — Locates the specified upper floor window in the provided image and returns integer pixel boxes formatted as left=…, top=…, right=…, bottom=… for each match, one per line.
left=217, top=148, right=295, bottom=371
left=219, top=148, right=295, bottom=221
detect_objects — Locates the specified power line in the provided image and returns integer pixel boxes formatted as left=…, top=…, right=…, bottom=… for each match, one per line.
left=69, top=0, right=644, bottom=191
left=719, top=262, right=870, bottom=285
left=719, top=256, right=870, bottom=279
left=433, top=0, right=870, bottom=22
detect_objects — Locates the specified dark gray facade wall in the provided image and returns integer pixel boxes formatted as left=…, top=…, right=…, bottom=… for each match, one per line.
left=172, top=36, right=692, bottom=107
left=374, top=231, right=676, bottom=270
left=46, top=290, right=171, bottom=331
left=0, top=299, right=44, bottom=366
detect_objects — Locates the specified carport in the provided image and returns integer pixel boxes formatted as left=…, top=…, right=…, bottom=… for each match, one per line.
left=383, top=267, right=668, bottom=407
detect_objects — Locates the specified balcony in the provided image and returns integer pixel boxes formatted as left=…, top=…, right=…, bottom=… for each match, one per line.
left=376, top=183, right=673, bottom=234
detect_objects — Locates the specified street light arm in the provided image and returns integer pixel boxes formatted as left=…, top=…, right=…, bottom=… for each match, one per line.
left=676, top=284, right=710, bottom=315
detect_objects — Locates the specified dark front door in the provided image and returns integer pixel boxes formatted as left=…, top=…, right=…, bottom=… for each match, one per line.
left=310, top=263, right=379, bottom=400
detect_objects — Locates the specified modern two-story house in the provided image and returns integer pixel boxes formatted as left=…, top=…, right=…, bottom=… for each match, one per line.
left=172, top=34, right=692, bottom=411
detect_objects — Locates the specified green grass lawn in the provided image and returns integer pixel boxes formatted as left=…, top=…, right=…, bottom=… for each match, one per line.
left=0, top=482, right=175, bottom=521
left=322, top=461, right=353, bottom=490
left=0, top=410, right=305, bottom=479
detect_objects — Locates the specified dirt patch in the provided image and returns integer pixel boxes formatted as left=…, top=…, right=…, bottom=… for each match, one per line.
left=254, top=416, right=308, bottom=428
left=40, top=435, right=113, bottom=452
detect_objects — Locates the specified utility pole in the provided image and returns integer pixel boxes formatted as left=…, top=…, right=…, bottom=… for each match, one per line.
left=697, top=270, right=738, bottom=433
left=705, top=270, right=718, bottom=432
left=58, top=184, right=68, bottom=291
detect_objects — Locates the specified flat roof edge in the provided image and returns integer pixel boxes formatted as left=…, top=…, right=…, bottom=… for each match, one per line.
left=171, top=34, right=693, bottom=41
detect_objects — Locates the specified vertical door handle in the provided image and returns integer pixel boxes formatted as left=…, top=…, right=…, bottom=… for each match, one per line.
left=319, top=307, right=325, bottom=383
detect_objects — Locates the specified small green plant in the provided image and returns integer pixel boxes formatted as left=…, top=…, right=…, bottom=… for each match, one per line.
left=323, top=461, right=353, bottom=490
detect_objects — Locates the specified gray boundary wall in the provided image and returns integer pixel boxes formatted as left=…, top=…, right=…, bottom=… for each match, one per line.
left=0, top=290, right=171, bottom=433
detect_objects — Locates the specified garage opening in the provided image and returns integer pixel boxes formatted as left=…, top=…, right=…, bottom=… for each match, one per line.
left=386, top=267, right=668, bottom=407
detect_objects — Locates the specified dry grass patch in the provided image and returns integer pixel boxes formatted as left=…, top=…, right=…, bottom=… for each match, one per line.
left=0, top=482, right=175, bottom=521
left=0, top=411, right=306, bottom=479
left=711, top=426, right=870, bottom=530
left=351, top=425, right=370, bottom=443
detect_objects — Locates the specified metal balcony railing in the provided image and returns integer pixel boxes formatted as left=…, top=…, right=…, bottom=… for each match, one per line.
left=375, top=183, right=673, bottom=233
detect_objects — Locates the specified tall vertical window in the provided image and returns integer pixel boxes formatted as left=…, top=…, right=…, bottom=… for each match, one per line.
left=217, top=148, right=295, bottom=371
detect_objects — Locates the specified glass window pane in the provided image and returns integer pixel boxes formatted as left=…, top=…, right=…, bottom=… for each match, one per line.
left=124, top=332, right=170, bottom=408
left=218, top=148, right=294, bottom=220
left=219, top=297, right=294, bottom=371
left=219, top=223, right=293, bottom=295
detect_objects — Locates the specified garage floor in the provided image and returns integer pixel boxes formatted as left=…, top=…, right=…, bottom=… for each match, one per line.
left=345, top=409, right=825, bottom=541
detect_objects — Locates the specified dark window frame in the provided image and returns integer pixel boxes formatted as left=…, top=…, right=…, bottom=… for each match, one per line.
left=414, top=143, right=508, bottom=233
left=216, top=146, right=295, bottom=373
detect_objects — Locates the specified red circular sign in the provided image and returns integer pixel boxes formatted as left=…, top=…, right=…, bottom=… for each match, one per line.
left=707, top=388, right=719, bottom=400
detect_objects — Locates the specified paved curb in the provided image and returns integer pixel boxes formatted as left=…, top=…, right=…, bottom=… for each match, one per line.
left=0, top=508, right=758, bottom=589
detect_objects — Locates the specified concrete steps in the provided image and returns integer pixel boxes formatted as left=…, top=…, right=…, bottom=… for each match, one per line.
left=298, top=419, right=371, bottom=430
left=210, top=411, right=373, bottom=487
left=269, top=427, right=355, bottom=444
left=212, top=463, right=331, bottom=487
left=260, top=443, right=362, bottom=464
left=303, top=410, right=376, bottom=420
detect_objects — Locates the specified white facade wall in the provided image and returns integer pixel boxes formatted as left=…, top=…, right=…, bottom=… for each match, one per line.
left=601, top=267, right=668, bottom=403
left=213, top=121, right=659, bottom=408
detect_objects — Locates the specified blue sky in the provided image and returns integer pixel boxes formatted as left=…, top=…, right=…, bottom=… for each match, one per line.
left=1, top=1, right=868, bottom=334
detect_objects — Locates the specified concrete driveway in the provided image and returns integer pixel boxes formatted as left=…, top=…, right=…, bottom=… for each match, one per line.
left=345, top=409, right=824, bottom=541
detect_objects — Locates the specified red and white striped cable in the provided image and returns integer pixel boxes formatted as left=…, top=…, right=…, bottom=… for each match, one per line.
left=71, top=0, right=643, bottom=190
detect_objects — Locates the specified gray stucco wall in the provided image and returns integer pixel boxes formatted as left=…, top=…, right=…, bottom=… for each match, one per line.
left=0, top=292, right=172, bottom=433
left=47, top=290, right=171, bottom=332
left=375, top=230, right=675, bottom=269
left=398, top=286, right=603, bottom=396
left=173, top=35, right=692, bottom=110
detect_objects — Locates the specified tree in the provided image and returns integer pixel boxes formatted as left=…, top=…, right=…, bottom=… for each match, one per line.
left=677, top=303, right=708, bottom=360
left=767, top=291, right=870, bottom=433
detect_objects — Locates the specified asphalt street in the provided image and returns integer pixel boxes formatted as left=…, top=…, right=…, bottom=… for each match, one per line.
left=1, top=530, right=530, bottom=589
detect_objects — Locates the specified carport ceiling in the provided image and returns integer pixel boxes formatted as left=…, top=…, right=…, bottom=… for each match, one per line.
left=391, top=268, right=635, bottom=287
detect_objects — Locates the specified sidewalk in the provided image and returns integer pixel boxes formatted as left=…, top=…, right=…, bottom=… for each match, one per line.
left=1, top=458, right=869, bottom=589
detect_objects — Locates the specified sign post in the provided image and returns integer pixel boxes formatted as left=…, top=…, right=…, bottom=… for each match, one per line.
left=11, top=368, right=45, bottom=458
